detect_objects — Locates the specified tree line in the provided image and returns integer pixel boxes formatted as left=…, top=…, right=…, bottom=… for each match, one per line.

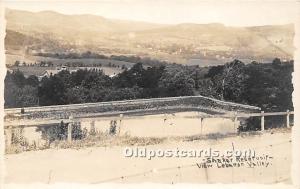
left=34, top=51, right=169, bottom=67
left=5, top=58, right=293, bottom=115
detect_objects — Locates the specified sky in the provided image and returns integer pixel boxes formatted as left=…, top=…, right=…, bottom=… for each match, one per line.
left=3, top=0, right=300, bottom=26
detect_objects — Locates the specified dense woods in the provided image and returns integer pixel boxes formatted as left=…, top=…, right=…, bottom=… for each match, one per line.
left=5, top=58, right=293, bottom=115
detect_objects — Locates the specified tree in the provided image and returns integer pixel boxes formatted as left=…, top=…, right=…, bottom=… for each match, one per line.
left=38, top=75, right=66, bottom=105
left=14, top=60, right=20, bottom=67
left=64, top=86, right=89, bottom=104
left=81, top=70, right=111, bottom=89
left=140, top=66, right=165, bottom=88
left=113, top=63, right=144, bottom=88
left=272, top=58, right=281, bottom=65
left=241, top=61, right=293, bottom=111
left=222, top=60, right=247, bottom=102
left=4, top=58, right=293, bottom=113
left=197, top=78, right=218, bottom=98
left=5, top=83, right=38, bottom=108
left=159, top=70, right=195, bottom=97
left=103, top=87, right=143, bottom=101
left=6, top=70, right=26, bottom=87
left=208, top=60, right=246, bottom=101
left=26, top=75, right=39, bottom=87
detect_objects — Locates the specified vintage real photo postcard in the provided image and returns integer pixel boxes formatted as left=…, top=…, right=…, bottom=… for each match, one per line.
left=0, top=0, right=299, bottom=188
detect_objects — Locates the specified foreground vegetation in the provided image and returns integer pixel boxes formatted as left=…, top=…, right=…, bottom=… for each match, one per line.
left=6, top=125, right=291, bottom=154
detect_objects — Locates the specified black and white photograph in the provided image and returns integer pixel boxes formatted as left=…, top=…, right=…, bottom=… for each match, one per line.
left=0, top=0, right=299, bottom=187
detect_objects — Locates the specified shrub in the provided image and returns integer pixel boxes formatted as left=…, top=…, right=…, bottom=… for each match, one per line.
left=109, top=120, right=117, bottom=135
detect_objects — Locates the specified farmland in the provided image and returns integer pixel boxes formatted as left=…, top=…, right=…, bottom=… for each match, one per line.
left=6, top=54, right=137, bottom=67
left=9, top=66, right=124, bottom=77
left=6, top=53, right=139, bottom=76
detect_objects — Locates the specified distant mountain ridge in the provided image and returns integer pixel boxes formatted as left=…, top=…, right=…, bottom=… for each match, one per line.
left=5, top=8, right=295, bottom=65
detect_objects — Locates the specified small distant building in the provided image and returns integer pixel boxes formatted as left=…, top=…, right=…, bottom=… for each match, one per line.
left=19, top=62, right=27, bottom=67
left=39, top=70, right=61, bottom=80
left=38, top=66, right=72, bottom=81
left=61, top=66, right=68, bottom=71
left=109, top=73, right=117, bottom=78
left=37, top=66, right=118, bottom=81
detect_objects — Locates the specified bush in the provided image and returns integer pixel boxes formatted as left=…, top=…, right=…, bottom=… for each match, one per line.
left=109, top=120, right=117, bottom=135
left=239, top=115, right=288, bottom=132
left=37, top=121, right=86, bottom=142
left=72, top=122, right=86, bottom=140
left=239, top=117, right=261, bottom=132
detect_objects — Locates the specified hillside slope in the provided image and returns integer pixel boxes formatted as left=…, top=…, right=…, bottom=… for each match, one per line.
left=5, top=9, right=295, bottom=65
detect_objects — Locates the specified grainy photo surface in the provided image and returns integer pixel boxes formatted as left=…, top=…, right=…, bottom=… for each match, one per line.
left=1, top=0, right=298, bottom=186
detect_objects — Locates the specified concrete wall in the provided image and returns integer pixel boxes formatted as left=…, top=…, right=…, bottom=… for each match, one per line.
left=6, top=112, right=239, bottom=147
left=5, top=95, right=261, bottom=121
left=81, top=112, right=238, bottom=137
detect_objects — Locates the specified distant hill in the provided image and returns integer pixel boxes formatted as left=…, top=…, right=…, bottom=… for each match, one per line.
left=5, top=9, right=295, bottom=65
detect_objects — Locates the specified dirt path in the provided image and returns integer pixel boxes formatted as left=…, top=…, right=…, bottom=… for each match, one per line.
left=4, top=131, right=291, bottom=184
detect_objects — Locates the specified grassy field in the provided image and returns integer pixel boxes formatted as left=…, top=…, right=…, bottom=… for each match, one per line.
left=9, top=66, right=123, bottom=77
left=6, top=54, right=137, bottom=67
left=9, top=66, right=47, bottom=76
left=6, top=53, right=138, bottom=76
left=4, top=128, right=291, bottom=184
